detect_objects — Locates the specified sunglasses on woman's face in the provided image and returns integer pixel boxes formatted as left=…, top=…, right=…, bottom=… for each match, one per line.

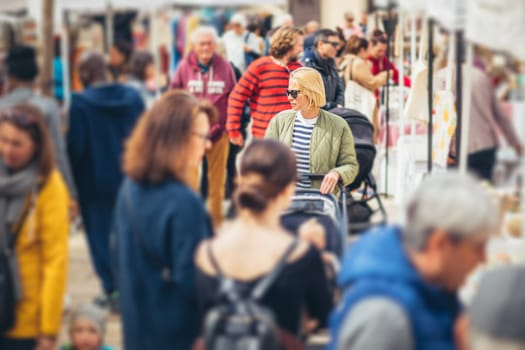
left=285, top=89, right=301, bottom=99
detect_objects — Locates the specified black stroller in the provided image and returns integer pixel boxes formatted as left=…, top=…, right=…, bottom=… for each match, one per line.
left=329, top=107, right=387, bottom=234
left=280, top=175, right=347, bottom=257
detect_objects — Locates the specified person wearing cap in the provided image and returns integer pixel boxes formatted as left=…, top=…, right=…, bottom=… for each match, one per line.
left=469, top=265, right=525, bottom=350
left=0, top=45, right=77, bottom=211
left=328, top=172, right=498, bottom=350
left=221, top=13, right=261, bottom=72
left=302, top=28, right=345, bottom=110
left=61, top=304, right=115, bottom=350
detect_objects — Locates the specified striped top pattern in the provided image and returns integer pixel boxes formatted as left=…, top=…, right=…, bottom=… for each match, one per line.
left=226, top=56, right=302, bottom=139
left=291, top=113, right=318, bottom=188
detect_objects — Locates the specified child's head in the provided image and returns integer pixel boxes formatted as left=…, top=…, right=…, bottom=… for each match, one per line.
left=69, top=304, right=108, bottom=350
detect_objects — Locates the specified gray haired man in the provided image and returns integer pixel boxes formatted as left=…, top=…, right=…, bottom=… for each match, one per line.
left=329, top=172, right=498, bottom=350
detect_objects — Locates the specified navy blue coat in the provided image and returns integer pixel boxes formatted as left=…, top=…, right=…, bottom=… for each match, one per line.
left=67, top=84, right=144, bottom=205
left=114, top=178, right=213, bottom=350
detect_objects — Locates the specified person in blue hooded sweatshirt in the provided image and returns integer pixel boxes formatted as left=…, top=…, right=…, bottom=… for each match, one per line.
left=329, top=172, right=498, bottom=350
left=67, top=52, right=145, bottom=311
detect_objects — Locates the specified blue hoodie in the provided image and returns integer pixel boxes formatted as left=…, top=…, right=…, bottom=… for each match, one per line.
left=329, top=226, right=461, bottom=350
left=67, top=84, right=144, bottom=204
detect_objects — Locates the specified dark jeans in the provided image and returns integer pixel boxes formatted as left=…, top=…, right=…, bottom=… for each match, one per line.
left=81, top=200, right=116, bottom=294
left=468, top=148, right=496, bottom=181
left=0, top=337, right=36, bottom=350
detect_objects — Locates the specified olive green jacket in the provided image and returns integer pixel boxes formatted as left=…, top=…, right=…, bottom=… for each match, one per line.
left=265, top=109, right=359, bottom=190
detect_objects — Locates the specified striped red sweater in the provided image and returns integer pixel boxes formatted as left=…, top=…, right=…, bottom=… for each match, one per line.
left=227, top=56, right=301, bottom=139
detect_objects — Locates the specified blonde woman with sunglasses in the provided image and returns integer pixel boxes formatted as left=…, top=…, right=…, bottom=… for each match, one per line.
left=266, top=67, right=359, bottom=194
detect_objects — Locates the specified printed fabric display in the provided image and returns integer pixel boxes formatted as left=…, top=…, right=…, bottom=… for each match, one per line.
left=431, top=91, right=457, bottom=167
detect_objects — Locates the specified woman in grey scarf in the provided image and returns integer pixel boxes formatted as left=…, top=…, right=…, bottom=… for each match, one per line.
left=0, top=104, right=69, bottom=350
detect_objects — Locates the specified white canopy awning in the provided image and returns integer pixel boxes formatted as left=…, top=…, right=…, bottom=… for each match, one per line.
left=0, top=0, right=29, bottom=13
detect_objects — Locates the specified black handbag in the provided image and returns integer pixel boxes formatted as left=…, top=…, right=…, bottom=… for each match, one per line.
left=0, top=195, right=33, bottom=333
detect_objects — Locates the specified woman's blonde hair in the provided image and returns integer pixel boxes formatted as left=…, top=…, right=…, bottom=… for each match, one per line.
left=289, top=67, right=326, bottom=109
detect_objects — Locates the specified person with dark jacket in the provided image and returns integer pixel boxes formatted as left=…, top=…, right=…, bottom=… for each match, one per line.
left=302, top=29, right=345, bottom=110
left=172, top=26, right=236, bottom=227
left=114, top=90, right=215, bottom=350
left=67, top=52, right=144, bottom=310
left=328, top=172, right=498, bottom=350
left=0, top=45, right=77, bottom=202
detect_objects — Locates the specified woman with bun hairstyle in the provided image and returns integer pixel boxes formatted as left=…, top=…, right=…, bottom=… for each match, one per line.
left=194, top=139, right=332, bottom=345
left=340, top=35, right=390, bottom=92
left=339, top=35, right=390, bottom=138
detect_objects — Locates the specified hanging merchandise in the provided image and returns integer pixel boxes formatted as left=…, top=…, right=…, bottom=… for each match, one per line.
left=404, top=19, right=429, bottom=122
left=466, top=0, right=525, bottom=62
left=431, top=35, right=458, bottom=168
left=427, top=0, right=467, bottom=32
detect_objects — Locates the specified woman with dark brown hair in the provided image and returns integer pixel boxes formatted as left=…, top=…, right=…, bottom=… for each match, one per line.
left=340, top=35, right=389, bottom=91
left=0, top=104, right=69, bottom=350
left=113, top=90, right=217, bottom=350
left=194, top=139, right=332, bottom=348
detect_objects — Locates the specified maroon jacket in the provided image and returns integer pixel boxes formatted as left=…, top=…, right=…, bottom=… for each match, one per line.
left=172, top=52, right=236, bottom=142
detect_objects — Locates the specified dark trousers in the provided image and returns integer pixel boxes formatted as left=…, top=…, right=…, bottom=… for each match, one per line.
left=0, top=337, right=36, bottom=350
left=468, top=148, right=496, bottom=181
left=226, top=143, right=242, bottom=199
left=81, top=200, right=116, bottom=294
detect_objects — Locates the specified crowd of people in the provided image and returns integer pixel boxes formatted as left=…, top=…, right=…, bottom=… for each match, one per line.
left=0, top=8, right=523, bottom=350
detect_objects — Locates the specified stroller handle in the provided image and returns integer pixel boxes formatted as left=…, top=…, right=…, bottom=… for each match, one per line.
left=300, top=173, right=346, bottom=196
left=300, top=172, right=348, bottom=256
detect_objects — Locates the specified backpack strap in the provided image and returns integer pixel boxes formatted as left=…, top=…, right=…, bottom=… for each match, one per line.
left=251, top=239, right=299, bottom=301
left=124, top=184, right=172, bottom=282
left=206, top=241, right=224, bottom=279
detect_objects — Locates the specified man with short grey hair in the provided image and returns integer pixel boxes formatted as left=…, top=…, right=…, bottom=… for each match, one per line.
left=172, top=25, right=236, bottom=227
left=328, top=172, right=498, bottom=350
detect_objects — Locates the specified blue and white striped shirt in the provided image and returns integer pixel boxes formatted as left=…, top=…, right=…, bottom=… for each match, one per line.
left=291, top=112, right=318, bottom=188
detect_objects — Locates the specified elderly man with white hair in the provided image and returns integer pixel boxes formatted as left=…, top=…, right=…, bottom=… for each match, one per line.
left=172, top=25, right=236, bottom=227
left=328, top=172, right=499, bottom=350
left=222, top=13, right=261, bottom=72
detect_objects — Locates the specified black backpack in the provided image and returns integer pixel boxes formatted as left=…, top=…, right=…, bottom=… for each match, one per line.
left=202, top=239, right=298, bottom=350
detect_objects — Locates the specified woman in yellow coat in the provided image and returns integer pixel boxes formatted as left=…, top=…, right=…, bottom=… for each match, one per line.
left=0, top=104, right=69, bottom=350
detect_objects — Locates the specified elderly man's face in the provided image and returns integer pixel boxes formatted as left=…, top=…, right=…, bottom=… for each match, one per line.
left=194, top=34, right=216, bottom=65
left=425, top=230, right=488, bottom=291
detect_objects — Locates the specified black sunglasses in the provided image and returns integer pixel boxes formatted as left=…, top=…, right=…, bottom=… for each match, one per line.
left=323, top=40, right=340, bottom=48
left=285, top=89, right=301, bottom=99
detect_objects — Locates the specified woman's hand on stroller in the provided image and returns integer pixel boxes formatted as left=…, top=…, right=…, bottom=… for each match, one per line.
left=320, top=171, right=340, bottom=194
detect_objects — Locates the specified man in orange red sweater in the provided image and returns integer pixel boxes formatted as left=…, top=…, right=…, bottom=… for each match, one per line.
left=227, top=26, right=304, bottom=146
